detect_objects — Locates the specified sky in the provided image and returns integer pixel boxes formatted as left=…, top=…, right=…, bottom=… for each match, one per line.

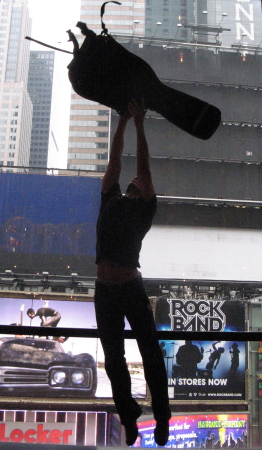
left=26, top=0, right=82, bottom=167
left=27, top=0, right=81, bottom=52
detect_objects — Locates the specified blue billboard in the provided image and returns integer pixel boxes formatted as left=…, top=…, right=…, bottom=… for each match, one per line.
left=0, top=173, right=101, bottom=275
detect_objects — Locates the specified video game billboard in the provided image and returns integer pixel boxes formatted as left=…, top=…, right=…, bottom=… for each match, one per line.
left=135, top=413, right=248, bottom=448
left=155, top=298, right=246, bottom=332
left=155, top=298, right=246, bottom=400
left=160, top=339, right=246, bottom=401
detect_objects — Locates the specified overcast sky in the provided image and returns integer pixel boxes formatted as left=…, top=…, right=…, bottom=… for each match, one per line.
left=27, top=0, right=81, bottom=52
left=26, top=1, right=82, bottom=168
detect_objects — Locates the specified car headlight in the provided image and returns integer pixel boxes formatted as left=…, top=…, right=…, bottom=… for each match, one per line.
left=52, top=371, right=66, bottom=384
left=71, top=371, right=85, bottom=385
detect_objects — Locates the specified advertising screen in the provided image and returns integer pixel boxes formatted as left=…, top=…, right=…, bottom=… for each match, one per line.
left=160, top=339, right=246, bottom=401
left=0, top=296, right=146, bottom=399
left=155, top=298, right=246, bottom=332
left=135, top=413, right=248, bottom=448
left=155, top=299, right=246, bottom=400
left=0, top=173, right=101, bottom=276
left=140, top=225, right=262, bottom=282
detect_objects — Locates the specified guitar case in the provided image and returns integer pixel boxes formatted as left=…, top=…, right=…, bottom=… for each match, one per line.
left=67, top=1, right=221, bottom=140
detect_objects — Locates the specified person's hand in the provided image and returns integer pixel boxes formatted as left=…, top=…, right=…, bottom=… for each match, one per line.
left=119, top=108, right=132, bottom=124
left=127, top=98, right=146, bottom=126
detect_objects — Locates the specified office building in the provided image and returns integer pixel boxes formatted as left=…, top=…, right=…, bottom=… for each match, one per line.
left=0, top=0, right=32, bottom=170
left=27, top=51, right=55, bottom=169
left=27, top=50, right=70, bottom=171
left=144, top=0, right=262, bottom=47
left=67, top=0, right=261, bottom=174
left=144, top=0, right=194, bottom=41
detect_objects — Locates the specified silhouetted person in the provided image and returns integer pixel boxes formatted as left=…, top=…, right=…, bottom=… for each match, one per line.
left=95, top=99, right=171, bottom=446
left=229, top=343, right=240, bottom=378
left=176, top=340, right=204, bottom=378
left=160, top=341, right=167, bottom=357
left=206, top=341, right=225, bottom=370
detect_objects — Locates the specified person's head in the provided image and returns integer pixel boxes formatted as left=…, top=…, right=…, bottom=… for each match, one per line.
left=125, top=177, right=141, bottom=199
left=27, top=308, right=35, bottom=319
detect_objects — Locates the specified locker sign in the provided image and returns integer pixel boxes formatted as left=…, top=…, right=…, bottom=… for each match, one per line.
left=0, top=422, right=75, bottom=445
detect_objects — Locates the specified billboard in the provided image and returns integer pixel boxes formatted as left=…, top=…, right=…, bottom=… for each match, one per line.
left=154, top=298, right=246, bottom=400
left=140, top=225, right=262, bottom=282
left=0, top=296, right=146, bottom=399
left=135, top=413, right=248, bottom=448
left=0, top=411, right=106, bottom=446
left=155, top=298, right=246, bottom=332
left=0, top=173, right=101, bottom=275
left=0, top=422, right=75, bottom=446
left=160, top=339, right=246, bottom=401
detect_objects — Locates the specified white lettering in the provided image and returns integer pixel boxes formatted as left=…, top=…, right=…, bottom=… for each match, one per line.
left=208, top=378, right=228, bottom=386
left=236, top=22, right=254, bottom=40
left=178, top=378, right=206, bottom=386
left=236, top=3, right=253, bottom=21
left=235, top=1, right=254, bottom=42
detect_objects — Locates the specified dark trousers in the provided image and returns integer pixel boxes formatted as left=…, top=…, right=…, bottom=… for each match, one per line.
left=95, top=276, right=171, bottom=425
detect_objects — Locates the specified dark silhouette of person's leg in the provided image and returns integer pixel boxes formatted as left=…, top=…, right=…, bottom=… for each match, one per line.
left=95, top=282, right=142, bottom=445
left=123, top=279, right=171, bottom=445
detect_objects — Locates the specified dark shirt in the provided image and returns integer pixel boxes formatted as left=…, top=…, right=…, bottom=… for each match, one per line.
left=176, top=344, right=203, bottom=368
left=36, top=308, right=58, bottom=319
left=96, top=183, right=157, bottom=268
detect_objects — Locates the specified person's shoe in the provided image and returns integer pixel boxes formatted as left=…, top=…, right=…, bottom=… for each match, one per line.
left=154, top=420, right=169, bottom=446
left=124, top=420, right=138, bottom=446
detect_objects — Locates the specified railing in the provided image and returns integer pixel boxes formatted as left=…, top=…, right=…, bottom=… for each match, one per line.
left=0, top=324, right=260, bottom=342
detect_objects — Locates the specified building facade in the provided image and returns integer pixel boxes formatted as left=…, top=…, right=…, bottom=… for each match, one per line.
left=27, top=51, right=55, bottom=170
left=66, top=0, right=261, bottom=175
left=27, top=50, right=70, bottom=171
left=0, top=0, right=32, bottom=170
left=144, top=0, right=194, bottom=41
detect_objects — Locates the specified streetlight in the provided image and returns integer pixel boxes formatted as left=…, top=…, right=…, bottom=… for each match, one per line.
left=215, top=12, right=228, bottom=44
left=153, top=21, right=162, bottom=38
left=238, top=32, right=247, bottom=45
left=218, top=12, right=227, bottom=27
left=174, top=23, right=183, bottom=40
left=133, top=20, right=140, bottom=36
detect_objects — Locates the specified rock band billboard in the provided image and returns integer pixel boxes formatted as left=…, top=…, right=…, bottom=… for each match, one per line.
left=155, top=298, right=246, bottom=332
left=160, top=339, right=246, bottom=400
left=155, top=298, right=246, bottom=400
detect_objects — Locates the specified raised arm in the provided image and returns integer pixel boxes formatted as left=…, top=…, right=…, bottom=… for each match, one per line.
left=127, top=99, right=155, bottom=201
left=102, top=112, right=131, bottom=193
